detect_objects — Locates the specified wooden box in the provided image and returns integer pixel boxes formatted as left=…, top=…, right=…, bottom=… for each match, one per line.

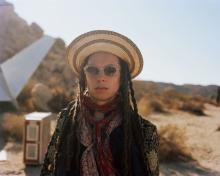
left=23, top=112, right=53, bottom=165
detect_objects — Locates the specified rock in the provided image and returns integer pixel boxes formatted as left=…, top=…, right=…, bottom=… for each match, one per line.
left=31, top=83, right=53, bottom=111
left=0, top=2, right=43, bottom=63
left=0, top=1, right=77, bottom=112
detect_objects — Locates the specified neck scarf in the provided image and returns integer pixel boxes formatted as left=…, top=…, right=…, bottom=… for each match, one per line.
left=80, top=95, right=121, bottom=176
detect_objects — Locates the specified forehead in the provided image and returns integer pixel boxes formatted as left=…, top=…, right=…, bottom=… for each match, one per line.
left=87, top=52, right=119, bottom=66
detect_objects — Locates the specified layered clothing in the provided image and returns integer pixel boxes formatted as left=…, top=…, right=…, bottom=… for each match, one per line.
left=40, top=97, right=159, bottom=176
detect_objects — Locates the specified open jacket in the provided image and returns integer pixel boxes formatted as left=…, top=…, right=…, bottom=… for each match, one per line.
left=40, top=102, right=159, bottom=176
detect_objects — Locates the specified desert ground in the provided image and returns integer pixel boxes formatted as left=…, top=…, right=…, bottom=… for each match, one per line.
left=151, top=104, right=220, bottom=176
left=0, top=104, right=220, bottom=176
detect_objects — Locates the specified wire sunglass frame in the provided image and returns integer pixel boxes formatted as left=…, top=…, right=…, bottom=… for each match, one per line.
left=83, top=64, right=120, bottom=77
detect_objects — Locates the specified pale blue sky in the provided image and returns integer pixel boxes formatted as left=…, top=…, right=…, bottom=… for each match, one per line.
left=7, top=0, right=220, bottom=86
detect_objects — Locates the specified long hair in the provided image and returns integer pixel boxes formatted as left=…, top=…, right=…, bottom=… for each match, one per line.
left=118, top=59, right=145, bottom=176
left=64, top=57, right=145, bottom=175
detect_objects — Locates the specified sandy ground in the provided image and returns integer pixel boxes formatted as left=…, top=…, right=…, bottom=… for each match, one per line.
left=0, top=142, right=41, bottom=176
left=0, top=104, right=220, bottom=176
left=148, top=104, right=220, bottom=176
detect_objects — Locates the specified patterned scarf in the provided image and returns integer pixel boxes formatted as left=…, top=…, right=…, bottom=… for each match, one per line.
left=80, top=95, right=122, bottom=176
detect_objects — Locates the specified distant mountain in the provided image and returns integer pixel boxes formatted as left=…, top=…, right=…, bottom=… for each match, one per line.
left=133, top=80, right=219, bottom=100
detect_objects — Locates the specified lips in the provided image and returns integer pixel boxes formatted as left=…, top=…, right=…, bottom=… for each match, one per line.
left=96, top=87, right=107, bottom=89
left=95, top=87, right=108, bottom=90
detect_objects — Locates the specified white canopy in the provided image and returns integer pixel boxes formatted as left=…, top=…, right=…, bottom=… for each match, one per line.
left=0, top=35, right=55, bottom=107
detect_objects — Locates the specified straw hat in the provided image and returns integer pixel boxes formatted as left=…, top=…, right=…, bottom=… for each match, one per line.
left=67, top=30, right=143, bottom=78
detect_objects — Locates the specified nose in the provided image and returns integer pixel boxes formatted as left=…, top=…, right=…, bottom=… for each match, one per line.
left=97, top=70, right=106, bottom=82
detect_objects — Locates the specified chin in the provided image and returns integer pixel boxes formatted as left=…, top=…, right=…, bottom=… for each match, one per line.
left=95, top=96, right=111, bottom=101
left=93, top=95, right=114, bottom=102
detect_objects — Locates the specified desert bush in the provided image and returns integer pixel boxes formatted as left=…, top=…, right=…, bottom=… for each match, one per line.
left=138, top=95, right=165, bottom=117
left=189, top=95, right=206, bottom=103
left=17, top=80, right=36, bottom=103
left=179, top=101, right=205, bottom=116
left=48, top=87, right=70, bottom=112
left=205, top=96, right=219, bottom=106
left=1, top=113, right=24, bottom=142
left=159, top=124, right=194, bottom=162
left=149, top=100, right=165, bottom=113
left=18, top=98, right=37, bottom=112
left=160, top=90, right=184, bottom=109
left=17, top=80, right=37, bottom=112
left=216, top=125, right=220, bottom=131
left=137, top=88, right=206, bottom=116
left=137, top=97, right=152, bottom=116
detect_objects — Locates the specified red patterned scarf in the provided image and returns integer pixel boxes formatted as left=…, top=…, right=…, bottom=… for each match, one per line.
left=80, top=95, right=121, bottom=176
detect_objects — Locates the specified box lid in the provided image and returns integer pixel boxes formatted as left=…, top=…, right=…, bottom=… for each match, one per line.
left=25, top=112, right=52, bottom=121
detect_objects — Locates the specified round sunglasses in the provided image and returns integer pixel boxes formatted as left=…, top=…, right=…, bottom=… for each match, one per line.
left=84, top=65, right=120, bottom=77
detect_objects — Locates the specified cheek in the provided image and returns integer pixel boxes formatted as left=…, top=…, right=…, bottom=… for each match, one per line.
left=112, top=76, right=120, bottom=91
left=85, top=77, right=105, bottom=95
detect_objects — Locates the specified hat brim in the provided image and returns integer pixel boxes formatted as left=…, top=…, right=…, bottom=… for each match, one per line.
left=67, top=30, right=143, bottom=79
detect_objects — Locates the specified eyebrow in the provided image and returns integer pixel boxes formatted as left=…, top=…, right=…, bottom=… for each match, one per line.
left=85, top=64, right=120, bottom=68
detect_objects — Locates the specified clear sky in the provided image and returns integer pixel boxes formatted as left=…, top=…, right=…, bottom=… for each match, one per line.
left=6, top=0, right=220, bottom=86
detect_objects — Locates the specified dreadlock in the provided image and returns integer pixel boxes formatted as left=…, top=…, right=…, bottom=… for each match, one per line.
left=64, top=56, right=145, bottom=176
left=119, top=59, right=146, bottom=176
left=71, top=58, right=88, bottom=171
left=63, top=58, right=88, bottom=172
left=118, top=59, right=133, bottom=176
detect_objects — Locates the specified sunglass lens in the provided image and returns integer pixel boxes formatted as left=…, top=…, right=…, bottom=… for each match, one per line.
left=104, top=66, right=117, bottom=76
left=86, top=66, right=99, bottom=75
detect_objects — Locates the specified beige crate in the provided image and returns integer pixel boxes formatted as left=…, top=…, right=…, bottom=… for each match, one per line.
left=23, top=112, right=53, bottom=165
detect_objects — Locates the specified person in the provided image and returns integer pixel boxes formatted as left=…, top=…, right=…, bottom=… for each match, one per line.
left=40, top=30, right=159, bottom=176
left=217, top=87, right=220, bottom=106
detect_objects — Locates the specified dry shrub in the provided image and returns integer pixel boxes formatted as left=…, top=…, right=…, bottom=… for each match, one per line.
left=17, top=80, right=36, bottom=102
left=216, top=125, right=220, bottom=131
left=179, top=101, right=205, bottom=116
left=1, top=113, right=24, bottom=142
left=159, top=124, right=193, bottom=162
left=48, top=87, right=70, bottom=112
left=18, top=98, right=37, bottom=112
left=149, top=100, right=165, bottom=113
left=17, top=80, right=37, bottom=112
left=161, top=90, right=183, bottom=109
left=189, top=95, right=206, bottom=103
left=138, top=97, right=152, bottom=116
left=138, top=95, right=165, bottom=117
left=161, top=90, right=207, bottom=115
left=208, top=99, right=219, bottom=106
left=140, top=88, right=207, bottom=116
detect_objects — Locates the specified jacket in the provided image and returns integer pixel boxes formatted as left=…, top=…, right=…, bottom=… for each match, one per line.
left=40, top=102, right=159, bottom=176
